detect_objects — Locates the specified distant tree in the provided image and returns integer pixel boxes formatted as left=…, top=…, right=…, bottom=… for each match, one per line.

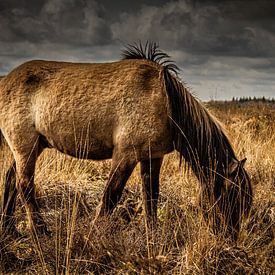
left=230, top=96, right=275, bottom=103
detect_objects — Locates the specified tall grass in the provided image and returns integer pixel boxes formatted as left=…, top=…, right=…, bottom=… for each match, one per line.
left=0, top=102, right=274, bottom=274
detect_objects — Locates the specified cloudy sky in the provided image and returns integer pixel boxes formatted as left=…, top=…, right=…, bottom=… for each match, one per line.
left=0, top=0, right=274, bottom=100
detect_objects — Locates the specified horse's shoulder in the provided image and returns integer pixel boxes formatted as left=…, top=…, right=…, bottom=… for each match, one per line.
left=120, top=58, right=162, bottom=70
left=117, top=59, right=163, bottom=82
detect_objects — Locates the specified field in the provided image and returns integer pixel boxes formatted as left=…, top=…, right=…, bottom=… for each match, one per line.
left=0, top=100, right=274, bottom=274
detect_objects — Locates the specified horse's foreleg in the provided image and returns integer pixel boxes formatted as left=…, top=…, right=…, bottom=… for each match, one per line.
left=2, top=161, right=17, bottom=233
left=96, top=156, right=137, bottom=219
left=140, top=158, right=162, bottom=226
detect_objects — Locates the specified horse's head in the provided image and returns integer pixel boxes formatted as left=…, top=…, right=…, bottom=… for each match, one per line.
left=218, top=157, right=253, bottom=239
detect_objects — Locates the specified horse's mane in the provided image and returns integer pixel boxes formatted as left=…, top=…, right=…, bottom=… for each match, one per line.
left=122, top=42, right=237, bottom=179
left=122, top=42, right=179, bottom=75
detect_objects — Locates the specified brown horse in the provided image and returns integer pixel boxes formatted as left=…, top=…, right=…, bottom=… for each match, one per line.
left=0, top=42, right=252, bottom=239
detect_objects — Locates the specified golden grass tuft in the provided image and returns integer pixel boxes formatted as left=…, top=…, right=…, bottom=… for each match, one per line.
left=0, top=101, right=274, bottom=274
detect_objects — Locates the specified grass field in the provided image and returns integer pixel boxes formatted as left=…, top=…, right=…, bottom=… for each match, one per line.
left=0, top=100, right=274, bottom=274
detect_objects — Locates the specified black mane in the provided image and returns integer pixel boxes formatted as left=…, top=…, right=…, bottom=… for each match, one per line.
left=121, top=41, right=179, bottom=76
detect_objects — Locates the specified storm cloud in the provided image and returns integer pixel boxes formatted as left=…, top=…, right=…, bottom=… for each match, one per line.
left=0, top=0, right=274, bottom=100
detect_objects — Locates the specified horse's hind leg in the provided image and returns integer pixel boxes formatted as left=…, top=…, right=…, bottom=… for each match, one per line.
left=3, top=129, right=49, bottom=235
left=2, top=161, right=17, bottom=233
left=15, top=147, right=50, bottom=235
left=140, top=158, right=162, bottom=226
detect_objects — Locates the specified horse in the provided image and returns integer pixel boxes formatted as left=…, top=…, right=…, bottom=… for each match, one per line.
left=0, top=42, right=252, bottom=240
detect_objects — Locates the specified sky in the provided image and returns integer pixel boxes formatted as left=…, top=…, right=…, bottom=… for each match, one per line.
left=0, top=0, right=274, bottom=100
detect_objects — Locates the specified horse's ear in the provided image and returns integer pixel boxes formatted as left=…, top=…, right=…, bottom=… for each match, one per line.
left=240, top=157, right=247, bottom=167
left=229, top=158, right=247, bottom=175
left=228, top=159, right=239, bottom=175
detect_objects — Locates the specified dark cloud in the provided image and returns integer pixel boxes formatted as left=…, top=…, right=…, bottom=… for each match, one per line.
left=0, top=0, right=112, bottom=45
left=0, top=0, right=274, bottom=100
left=112, top=0, right=275, bottom=59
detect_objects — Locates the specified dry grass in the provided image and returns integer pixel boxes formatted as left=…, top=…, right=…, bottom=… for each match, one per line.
left=0, top=101, right=274, bottom=274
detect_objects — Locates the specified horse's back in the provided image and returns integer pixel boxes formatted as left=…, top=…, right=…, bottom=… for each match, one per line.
left=0, top=59, right=173, bottom=160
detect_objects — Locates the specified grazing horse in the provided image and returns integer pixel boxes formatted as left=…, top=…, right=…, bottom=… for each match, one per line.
left=0, top=43, right=252, bottom=239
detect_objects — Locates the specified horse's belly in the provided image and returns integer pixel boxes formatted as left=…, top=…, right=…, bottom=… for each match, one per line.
left=43, top=133, right=114, bottom=160
left=35, top=97, right=115, bottom=160
left=36, top=114, right=114, bottom=160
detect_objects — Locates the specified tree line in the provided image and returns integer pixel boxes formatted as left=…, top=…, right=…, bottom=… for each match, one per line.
left=231, top=96, right=275, bottom=103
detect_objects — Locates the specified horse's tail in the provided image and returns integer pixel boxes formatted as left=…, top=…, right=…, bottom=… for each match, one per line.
left=0, top=131, right=4, bottom=148
left=0, top=76, right=6, bottom=149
